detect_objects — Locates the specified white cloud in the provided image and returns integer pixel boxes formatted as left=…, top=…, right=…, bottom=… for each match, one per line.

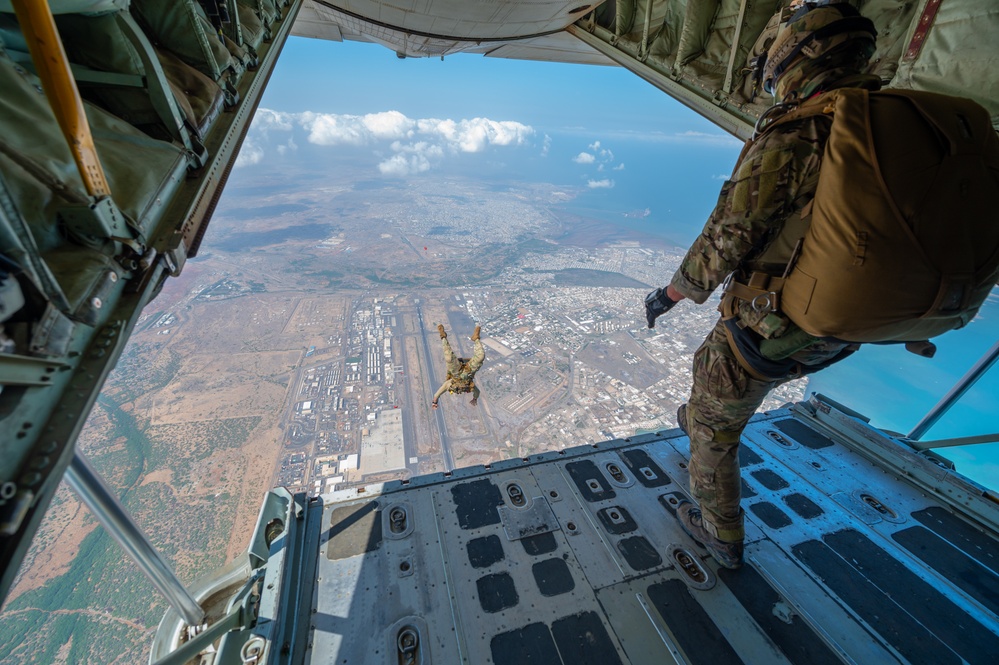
left=276, top=137, right=298, bottom=156
left=380, top=141, right=443, bottom=177
left=363, top=110, right=415, bottom=139
left=299, top=112, right=532, bottom=154
left=541, top=134, right=552, bottom=157
left=679, top=130, right=721, bottom=139
left=303, top=113, right=368, bottom=145
left=576, top=140, right=615, bottom=167
left=558, top=127, right=745, bottom=149
left=390, top=141, right=444, bottom=159
left=711, top=173, right=729, bottom=180
left=379, top=153, right=432, bottom=176
left=235, top=138, right=264, bottom=168
left=668, top=130, right=743, bottom=147
left=243, top=111, right=297, bottom=162
left=244, top=108, right=534, bottom=176
left=252, top=108, right=294, bottom=133
left=445, top=118, right=533, bottom=152
left=613, top=163, right=625, bottom=171
left=587, top=179, right=614, bottom=189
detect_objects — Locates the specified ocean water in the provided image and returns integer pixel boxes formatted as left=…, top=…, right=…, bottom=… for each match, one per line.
left=509, top=131, right=741, bottom=248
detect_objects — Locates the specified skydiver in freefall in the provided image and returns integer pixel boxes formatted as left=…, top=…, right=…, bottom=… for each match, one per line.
left=431, top=324, right=484, bottom=409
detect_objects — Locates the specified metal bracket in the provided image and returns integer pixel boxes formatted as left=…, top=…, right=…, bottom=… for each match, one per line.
left=0, top=489, right=34, bottom=536
left=0, top=351, right=69, bottom=386
left=28, top=304, right=76, bottom=358
left=58, top=196, right=129, bottom=247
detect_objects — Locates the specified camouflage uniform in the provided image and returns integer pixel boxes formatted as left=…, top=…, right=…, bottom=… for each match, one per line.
left=670, top=91, right=871, bottom=542
left=433, top=338, right=485, bottom=402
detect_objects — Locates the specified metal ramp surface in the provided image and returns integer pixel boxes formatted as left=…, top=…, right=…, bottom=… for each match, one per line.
left=298, top=398, right=999, bottom=665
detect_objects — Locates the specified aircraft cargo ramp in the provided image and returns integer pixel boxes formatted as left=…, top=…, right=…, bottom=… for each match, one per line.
left=151, top=394, right=999, bottom=664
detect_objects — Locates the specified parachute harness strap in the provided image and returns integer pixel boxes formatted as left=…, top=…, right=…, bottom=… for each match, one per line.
left=754, top=102, right=798, bottom=139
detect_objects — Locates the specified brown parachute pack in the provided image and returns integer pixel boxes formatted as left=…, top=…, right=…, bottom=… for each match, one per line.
left=747, top=88, right=999, bottom=343
left=446, top=368, right=474, bottom=393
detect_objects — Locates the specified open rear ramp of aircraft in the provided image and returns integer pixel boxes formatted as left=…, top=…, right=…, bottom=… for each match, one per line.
left=151, top=395, right=999, bottom=664
left=1, top=2, right=996, bottom=663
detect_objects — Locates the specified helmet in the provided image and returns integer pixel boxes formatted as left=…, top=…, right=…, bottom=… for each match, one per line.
left=762, top=2, right=877, bottom=98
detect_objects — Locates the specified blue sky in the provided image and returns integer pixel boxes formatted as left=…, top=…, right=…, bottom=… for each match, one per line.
left=245, top=36, right=998, bottom=489
left=264, top=37, right=708, bottom=132
left=244, top=38, right=744, bottom=238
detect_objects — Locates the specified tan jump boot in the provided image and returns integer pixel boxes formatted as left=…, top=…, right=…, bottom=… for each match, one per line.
left=437, top=324, right=447, bottom=339
left=676, top=501, right=744, bottom=569
left=471, top=325, right=481, bottom=341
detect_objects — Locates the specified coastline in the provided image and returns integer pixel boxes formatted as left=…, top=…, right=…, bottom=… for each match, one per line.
left=549, top=206, right=685, bottom=252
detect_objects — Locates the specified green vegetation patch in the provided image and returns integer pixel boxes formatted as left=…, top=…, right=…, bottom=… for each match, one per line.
left=144, top=416, right=262, bottom=486
left=1, top=527, right=164, bottom=663
left=0, top=414, right=257, bottom=661
left=106, top=344, right=183, bottom=404
left=90, top=394, right=146, bottom=490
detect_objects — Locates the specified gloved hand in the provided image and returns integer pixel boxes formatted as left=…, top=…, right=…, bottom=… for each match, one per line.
left=645, top=287, right=678, bottom=328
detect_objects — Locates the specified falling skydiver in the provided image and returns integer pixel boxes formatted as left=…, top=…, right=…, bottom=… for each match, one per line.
left=432, top=324, right=485, bottom=409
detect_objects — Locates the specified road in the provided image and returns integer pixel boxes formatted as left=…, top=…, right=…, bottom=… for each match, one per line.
left=439, top=309, right=500, bottom=461
left=417, top=302, right=455, bottom=471
left=394, top=304, right=419, bottom=474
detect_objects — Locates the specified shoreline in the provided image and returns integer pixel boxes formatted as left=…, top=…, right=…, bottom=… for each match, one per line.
left=549, top=206, right=685, bottom=252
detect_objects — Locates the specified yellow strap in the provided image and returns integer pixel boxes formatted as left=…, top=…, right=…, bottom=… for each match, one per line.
left=720, top=293, right=739, bottom=322
left=723, top=272, right=784, bottom=313
left=11, top=0, right=110, bottom=198
left=713, top=525, right=746, bottom=542
left=711, top=428, right=743, bottom=445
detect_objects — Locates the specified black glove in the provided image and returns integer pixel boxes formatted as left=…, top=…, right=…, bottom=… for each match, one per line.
left=645, top=287, right=677, bottom=328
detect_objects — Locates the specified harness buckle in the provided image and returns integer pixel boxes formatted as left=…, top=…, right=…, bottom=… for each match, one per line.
left=751, top=292, right=777, bottom=313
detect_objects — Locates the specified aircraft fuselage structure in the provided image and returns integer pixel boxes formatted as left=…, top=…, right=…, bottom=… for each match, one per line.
left=1, top=2, right=998, bottom=664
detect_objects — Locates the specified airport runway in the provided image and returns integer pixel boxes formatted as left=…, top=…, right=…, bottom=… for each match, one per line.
left=417, top=302, right=455, bottom=471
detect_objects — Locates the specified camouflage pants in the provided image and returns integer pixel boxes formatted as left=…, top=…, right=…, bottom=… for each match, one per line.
left=683, top=318, right=851, bottom=542
left=442, top=337, right=485, bottom=377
